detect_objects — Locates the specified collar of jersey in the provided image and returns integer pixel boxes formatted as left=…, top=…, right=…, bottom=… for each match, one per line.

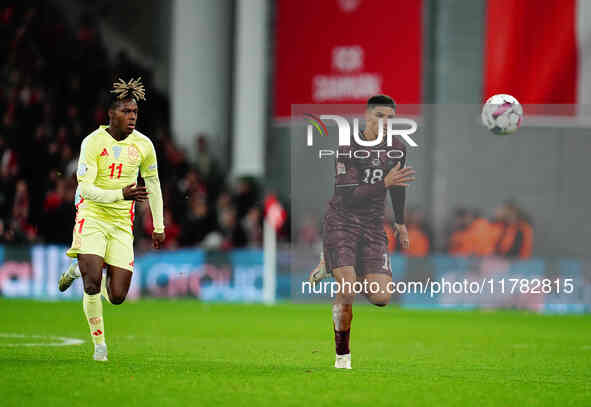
left=99, top=125, right=134, bottom=142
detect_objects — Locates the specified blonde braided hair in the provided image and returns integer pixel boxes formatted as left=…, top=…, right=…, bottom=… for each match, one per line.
left=110, top=77, right=146, bottom=101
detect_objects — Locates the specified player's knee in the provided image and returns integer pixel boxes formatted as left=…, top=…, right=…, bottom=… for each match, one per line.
left=83, top=281, right=101, bottom=295
left=110, top=294, right=126, bottom=305
left=368, top=293, right=391, bottom=307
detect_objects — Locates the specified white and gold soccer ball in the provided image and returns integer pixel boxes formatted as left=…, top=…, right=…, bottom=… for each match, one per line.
left=481, top=94, right=524, bottom=135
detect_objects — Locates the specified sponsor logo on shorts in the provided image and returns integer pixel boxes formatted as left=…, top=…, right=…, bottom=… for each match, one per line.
left=92, top=329, right=103, bottom=336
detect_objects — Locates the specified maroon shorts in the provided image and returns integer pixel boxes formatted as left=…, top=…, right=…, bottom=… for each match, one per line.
left=322, top=214, right=391, bottom=278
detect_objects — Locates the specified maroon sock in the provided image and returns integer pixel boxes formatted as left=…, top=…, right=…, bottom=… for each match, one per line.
left=334, top=329, right=350, bottom=355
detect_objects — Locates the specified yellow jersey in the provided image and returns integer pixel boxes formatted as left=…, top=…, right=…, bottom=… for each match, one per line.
left=75, top=125, right=158, bottom=221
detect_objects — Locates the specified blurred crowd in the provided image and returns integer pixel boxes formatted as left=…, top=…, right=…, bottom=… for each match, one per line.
left=443, top=201, right=533, bottom=259
left=0, top=2, right=534, bottom=257
left=0, top=2, right=263, bottom=250
left=385, top=201, right=534, bottom=259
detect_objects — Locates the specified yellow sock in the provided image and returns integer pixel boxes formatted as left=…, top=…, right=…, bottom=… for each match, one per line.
left=100, top=276, right=112, bottom=304
left=83, top=293, right=105, bottom=345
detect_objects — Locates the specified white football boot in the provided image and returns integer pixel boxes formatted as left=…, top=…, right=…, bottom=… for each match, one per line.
left=58, top=260, right=81, bottom=292
left=93, top=343, right=108, bottom=362
left=334, top=353, right=352, bottom=370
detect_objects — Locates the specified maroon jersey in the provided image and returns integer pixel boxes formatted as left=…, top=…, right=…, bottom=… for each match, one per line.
left=322, top=133, right=407, bottom=275
left=325, top=134, right=407, bottom=228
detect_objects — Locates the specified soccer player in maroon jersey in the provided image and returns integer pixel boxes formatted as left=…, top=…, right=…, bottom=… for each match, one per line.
left=309, top=95, right=415, bottom=369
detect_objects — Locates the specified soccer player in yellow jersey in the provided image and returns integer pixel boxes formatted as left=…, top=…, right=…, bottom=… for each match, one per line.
left=58, top=78, right=165, bottom=361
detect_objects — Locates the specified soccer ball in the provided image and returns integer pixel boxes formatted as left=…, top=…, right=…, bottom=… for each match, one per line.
left=481, top=94, right=523, bottom=135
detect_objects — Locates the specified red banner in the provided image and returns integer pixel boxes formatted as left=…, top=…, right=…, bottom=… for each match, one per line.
left=273, top=0, right=422, bottom=119
left=483, top=0, right=577, bottom=106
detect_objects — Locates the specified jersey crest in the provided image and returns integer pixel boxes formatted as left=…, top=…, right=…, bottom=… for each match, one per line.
left=128, top=145, right=140, bottom=164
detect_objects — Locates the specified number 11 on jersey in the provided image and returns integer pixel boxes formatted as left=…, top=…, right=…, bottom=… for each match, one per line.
left=109, top=163, right=123, bottom=179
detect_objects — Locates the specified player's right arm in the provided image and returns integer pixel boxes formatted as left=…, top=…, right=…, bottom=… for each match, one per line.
left=77, top=136, right=148, bottom=203
left=139, top=138, right=165, bottom=248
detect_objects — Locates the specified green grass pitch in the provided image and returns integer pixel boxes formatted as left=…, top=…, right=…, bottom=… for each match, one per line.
left=1, top=299, right=590, bottom=406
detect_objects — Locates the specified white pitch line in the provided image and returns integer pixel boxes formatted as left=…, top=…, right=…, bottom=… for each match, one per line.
left=0, top=333, right=84, bottom=347
left=512, top=344, right=533, bottom=349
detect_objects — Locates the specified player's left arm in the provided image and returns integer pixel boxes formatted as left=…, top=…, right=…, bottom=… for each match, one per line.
left=389, top=154, right=409, bottom=249
left=140, top=140, right=165, bottom=249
